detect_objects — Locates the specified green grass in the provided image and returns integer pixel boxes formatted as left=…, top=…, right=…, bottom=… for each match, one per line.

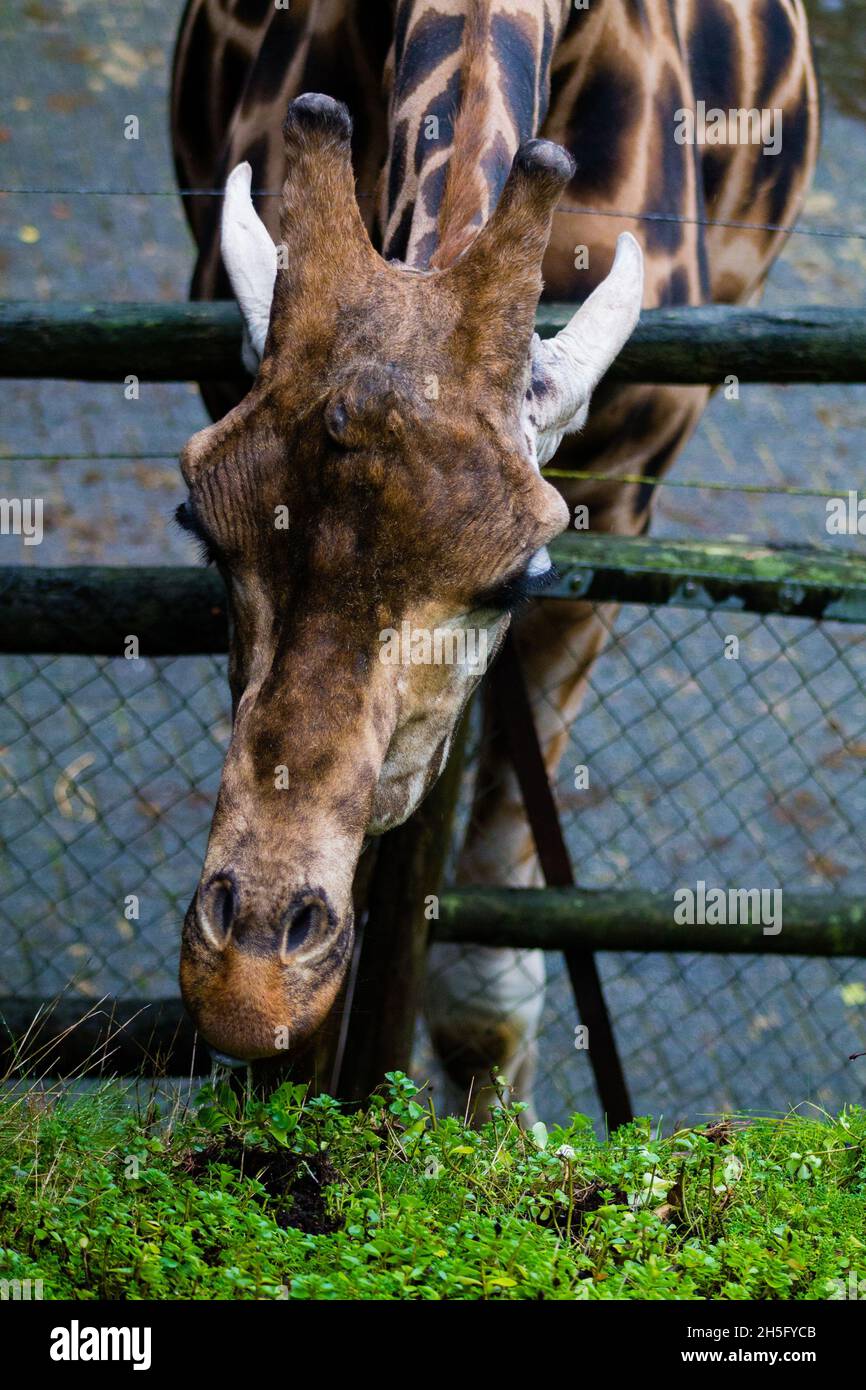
left=0, top=1073, right=864, bottom=1300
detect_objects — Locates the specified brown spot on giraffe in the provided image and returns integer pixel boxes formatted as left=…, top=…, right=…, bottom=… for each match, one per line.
left=171, top=1, right=818, bottom=1103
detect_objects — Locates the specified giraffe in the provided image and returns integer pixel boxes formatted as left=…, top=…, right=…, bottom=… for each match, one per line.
left=171, top=1, right=819, bottom=1109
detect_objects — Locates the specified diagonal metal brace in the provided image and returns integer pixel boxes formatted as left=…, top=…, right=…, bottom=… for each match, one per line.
left=490, top=631, right=633, bottom=1130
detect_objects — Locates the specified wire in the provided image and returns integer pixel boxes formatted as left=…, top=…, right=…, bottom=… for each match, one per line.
left=541, top=470, right=849, bottom=500
left=0, top=453, right=849, bottom=500
left=0, top=453, right=179, bottom=461
left=2, top=186, right=866, bottom=244
left=556, top=204, right=866, bottom=243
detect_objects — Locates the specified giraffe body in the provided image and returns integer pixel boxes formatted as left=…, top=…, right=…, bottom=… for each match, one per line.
left=171, top=0, right=818, bottom=1114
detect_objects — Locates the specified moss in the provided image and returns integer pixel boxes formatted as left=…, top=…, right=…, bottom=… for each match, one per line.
left=0, top=1075, right=864, bottom=1300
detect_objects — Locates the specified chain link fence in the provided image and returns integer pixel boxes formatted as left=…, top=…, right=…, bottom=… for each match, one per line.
left=0, top=0, right=864, bottom=1126
left=3, top=598, right=865, bottom=1124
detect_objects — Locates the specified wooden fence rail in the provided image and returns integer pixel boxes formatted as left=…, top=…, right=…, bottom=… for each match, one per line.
left=2, top=302, right=866, bottom=383
left=2, top=536, right=866, bottom=654
left=2, top=888, right=863, bottom=1075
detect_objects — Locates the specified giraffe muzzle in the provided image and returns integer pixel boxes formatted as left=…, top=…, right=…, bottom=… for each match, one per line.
left=180, top=876, right=353, bottom=1061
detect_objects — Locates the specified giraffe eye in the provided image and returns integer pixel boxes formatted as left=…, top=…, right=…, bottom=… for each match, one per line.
left=473, top=564, right=556, bottom=614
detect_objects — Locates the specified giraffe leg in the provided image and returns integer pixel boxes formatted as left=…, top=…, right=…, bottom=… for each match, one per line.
left=424, top=939, right=546, bottom=1124
left=424, top=599, right=614, bottom=1124
left=424, top=378, right=713, bottom=1123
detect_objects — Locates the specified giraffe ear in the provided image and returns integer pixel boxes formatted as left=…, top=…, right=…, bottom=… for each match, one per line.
left=529, top=233, right=644, bottom=464
left=221, top=161, right=278, bottom=372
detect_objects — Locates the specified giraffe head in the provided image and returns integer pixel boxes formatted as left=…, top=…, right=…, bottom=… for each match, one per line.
left=178, top=95, right=642, bottom=1062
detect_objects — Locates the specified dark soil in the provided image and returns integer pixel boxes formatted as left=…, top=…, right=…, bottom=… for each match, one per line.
left=177, top=1139, right=344, bottom=1236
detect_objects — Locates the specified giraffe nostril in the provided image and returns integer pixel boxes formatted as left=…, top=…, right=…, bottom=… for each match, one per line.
left=198, top=874, right=237, bottom=949
left=215, top=882, right=234, bottom=936
left=281, top=894, right=331, bottom=961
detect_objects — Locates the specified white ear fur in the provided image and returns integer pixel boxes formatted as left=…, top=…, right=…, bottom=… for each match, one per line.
left=530, top=232, right=644, bottom=464
left=221, top=162, right=278, bottom=372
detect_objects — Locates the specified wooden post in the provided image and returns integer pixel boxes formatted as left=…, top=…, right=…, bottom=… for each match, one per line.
left=335, top=716, right=469, bottom=1102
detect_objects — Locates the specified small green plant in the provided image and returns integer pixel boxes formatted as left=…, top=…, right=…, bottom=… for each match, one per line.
left=0, top=1077, right=863, bottom=1300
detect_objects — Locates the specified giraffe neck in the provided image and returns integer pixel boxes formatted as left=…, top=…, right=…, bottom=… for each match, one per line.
left=380, top=0, right=571, bottom=269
